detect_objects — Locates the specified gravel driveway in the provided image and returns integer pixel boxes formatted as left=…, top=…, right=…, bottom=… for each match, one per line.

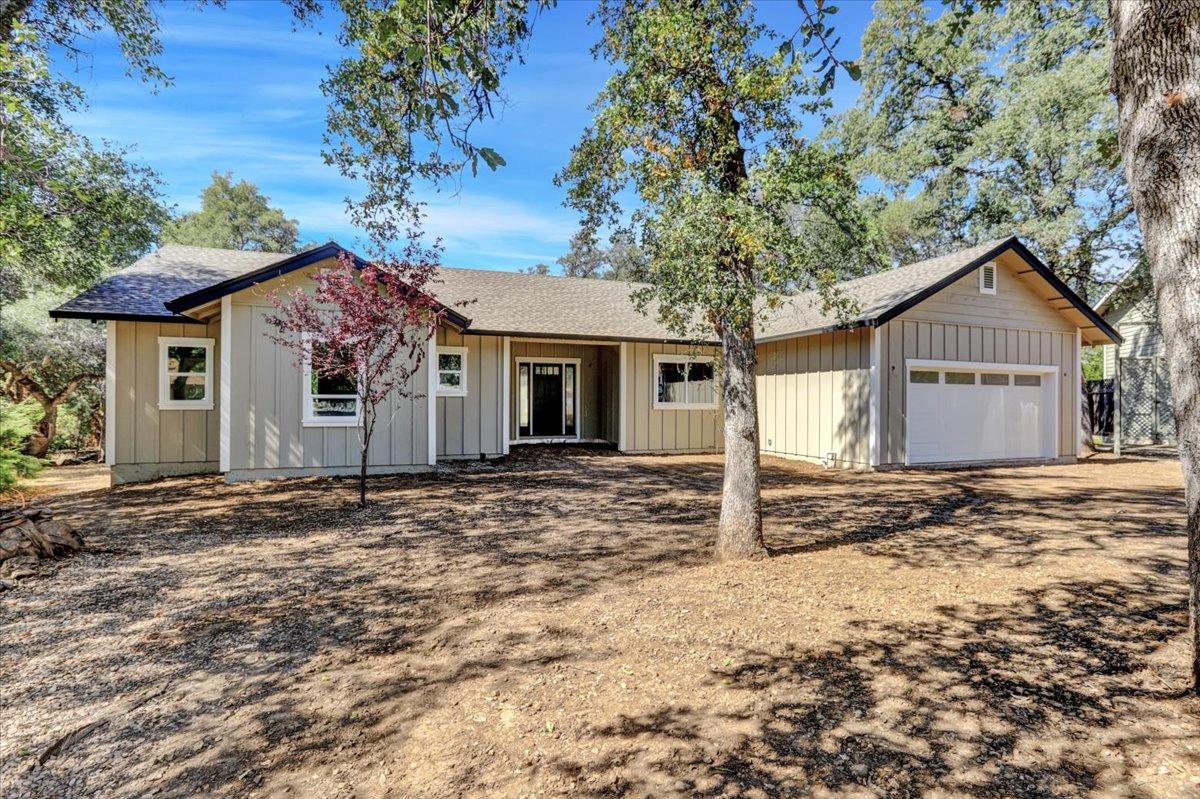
left=2, top=450, right=1197, bottom=798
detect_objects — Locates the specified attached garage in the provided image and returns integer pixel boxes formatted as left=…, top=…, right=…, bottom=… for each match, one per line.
left=756, top=236, right=1122, bottom=470
left=905, top=360, right=1058, bottom=465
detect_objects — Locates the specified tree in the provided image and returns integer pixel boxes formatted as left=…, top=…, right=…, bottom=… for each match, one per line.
left=556, top=0, right=877, bottom=559
left=0, top=24, right=167, bottom=305
left=265, top=253, right=443, bottom=507
left=1110, top=0, right=1200, bottom=694
left=557, top=229, right=649, bottom=281
left=163, top=172, right=302, bottom=252
left=519, top=263, right=551, bottom=275
left=0, top=291, right=104, bottom=458
left=0, top=402, right=42, bottom=492
left=837, top=0, right=1136, bottom=297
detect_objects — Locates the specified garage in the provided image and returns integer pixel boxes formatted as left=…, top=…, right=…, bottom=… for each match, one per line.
left=905, top=359, right=1059, bottom=465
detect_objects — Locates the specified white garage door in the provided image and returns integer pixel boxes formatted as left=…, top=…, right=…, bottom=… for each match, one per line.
left=906, top=361, right=1058, bottom=465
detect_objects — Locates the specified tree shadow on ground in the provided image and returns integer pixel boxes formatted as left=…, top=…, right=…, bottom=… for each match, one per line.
left=1, top=451, right=1192, bottom=798
left=555, top=573, right=1195, bottom=798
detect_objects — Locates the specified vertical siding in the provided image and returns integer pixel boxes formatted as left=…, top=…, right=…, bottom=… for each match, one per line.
left=755, top=328, right=871, bottom=467
left=228, top=300, right=430, bottom=473
left=110, top=319, right=219, bottom=471
left=878, top=319, right=1078, bottom=465
left=622, top=342, right=723, bottom=453
left=437, top=327, right=504, bottom=458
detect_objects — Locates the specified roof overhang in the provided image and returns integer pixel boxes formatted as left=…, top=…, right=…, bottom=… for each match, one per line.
left=165, top=242, right=473, bottom=329
left=48, top=308, right=205, bottom=324
left=872, top=237, right=1122, bottom=346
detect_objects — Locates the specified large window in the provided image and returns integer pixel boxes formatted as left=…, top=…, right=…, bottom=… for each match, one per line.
left=303, top=338, right=360, bottom=426
left=158, top=337, right=214, bottom=410
left=437, top=346, right=468, bottom=397
left=653, top=354, right=717, bottom=410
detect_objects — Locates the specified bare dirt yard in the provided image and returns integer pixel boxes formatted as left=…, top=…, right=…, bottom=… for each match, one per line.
left=2, top=450, right=1198, bottom=798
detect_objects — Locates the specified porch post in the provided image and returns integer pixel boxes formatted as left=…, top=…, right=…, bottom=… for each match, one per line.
left=618, top=342, right=628, bottom=452
left=1075, top=329, right=1083, bottom=457
left=501, top=336, right=511, bottom=454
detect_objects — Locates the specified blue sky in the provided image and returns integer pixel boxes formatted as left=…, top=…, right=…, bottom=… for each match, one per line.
left=55, top=1, right=874, bottom=272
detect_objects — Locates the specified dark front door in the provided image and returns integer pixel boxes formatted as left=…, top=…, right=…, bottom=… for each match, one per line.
left=531, top=364, right=563, bottom=436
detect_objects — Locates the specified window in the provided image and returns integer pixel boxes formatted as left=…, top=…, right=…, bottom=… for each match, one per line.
left=303, top=338, right=360, bottom=426
left=158, top=337, right=214, bottom=409
left=1014, top=374, right=1042, bottom=387
left=979, top=261, right=997, bottom=295
left=945, top=371, right=976, bottom=385
left=981, top=373, right=1010, bottom=386
left=653, top=355, right=717, bottom=409
left=437, top=346, right=467, bottom=396
left=518, top=363, right=530, bottom=436
left=909, top=370, right=939, bottom=384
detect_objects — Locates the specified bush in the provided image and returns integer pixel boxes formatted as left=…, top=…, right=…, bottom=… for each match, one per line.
left=0, top=401, right=44, bottom=492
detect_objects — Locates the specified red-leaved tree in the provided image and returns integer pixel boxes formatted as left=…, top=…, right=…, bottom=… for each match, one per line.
left=266, top=252, right=443, bottom=506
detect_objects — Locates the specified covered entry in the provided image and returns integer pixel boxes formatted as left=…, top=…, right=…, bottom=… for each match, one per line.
left=905, top=359, right=1059, bottom=465
left=509, top=341, right=621, bottom=446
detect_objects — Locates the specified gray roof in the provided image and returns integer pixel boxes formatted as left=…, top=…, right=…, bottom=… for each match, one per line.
left=756, top=238, right=1011, bottom=339
left=56, top=236, right=1111, bottom=344
left=51, top=245, right=287, bottom=321
left=430, top=267, right=681, bottom=341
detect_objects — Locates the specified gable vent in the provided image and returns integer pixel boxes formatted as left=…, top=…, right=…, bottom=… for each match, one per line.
left=979, top=261, right=997, bottom=294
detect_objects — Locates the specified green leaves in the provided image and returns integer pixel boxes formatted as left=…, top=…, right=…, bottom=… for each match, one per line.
left=161, top=172, right=300, bottom=253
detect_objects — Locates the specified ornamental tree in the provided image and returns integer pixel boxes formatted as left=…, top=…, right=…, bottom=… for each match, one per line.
left=265, top=252, right=443, bottom=507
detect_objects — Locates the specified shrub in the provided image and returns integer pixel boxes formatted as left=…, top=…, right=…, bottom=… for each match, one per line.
left=0, top=401, right=44, bottom=492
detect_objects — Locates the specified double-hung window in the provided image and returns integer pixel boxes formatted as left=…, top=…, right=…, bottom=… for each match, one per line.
left=158, top=337, right=214, bottom=410
left=303, top=337, right=360, bottom=426
left=652, top=354, right=717, bottom=410
left=437, top=346, right=468, bottom=397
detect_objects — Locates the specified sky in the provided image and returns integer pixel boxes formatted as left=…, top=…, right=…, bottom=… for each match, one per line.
left=54, top=1, right=875, bottom=272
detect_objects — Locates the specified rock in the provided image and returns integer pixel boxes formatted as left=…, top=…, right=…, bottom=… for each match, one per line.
left=1, top=555, right=39, bottom=579
left=0, top=511, right=82, bottom=568
left=0, top=578, right=17, bottom=591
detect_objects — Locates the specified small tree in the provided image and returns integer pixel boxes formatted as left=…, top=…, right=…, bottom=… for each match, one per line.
left=266, top=253, right=443, bottom=507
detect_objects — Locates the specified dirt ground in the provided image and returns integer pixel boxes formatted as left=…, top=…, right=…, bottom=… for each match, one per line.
left=1, top=450, right=1197, bottom=798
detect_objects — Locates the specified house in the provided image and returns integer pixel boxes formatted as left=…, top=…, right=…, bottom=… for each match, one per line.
left=1094, top=269, right=1176, bottom=448
left=50, top=236, right=1119, bottom=485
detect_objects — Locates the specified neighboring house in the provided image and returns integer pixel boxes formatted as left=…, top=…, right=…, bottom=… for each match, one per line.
left=1094, top=270, right=1176, bottom=447
left=51, top=236, right=1118, bottom=485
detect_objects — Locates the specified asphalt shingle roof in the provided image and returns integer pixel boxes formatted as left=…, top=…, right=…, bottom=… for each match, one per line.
left=756, top=238, right=1010, bottom=339
left=52, top=237, right=1027, bottom=342
left=51, top=245, right=287, bottom=321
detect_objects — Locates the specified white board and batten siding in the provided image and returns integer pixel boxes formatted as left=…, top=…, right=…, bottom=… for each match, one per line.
left=108, top=318, right=221, bottom=484
left=223, top=262, right=430, bottom=480
left=755, top=329, right=872, bottom=468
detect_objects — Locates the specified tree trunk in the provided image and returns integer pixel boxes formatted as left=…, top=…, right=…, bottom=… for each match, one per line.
left=359, top=415, right=369, bottom=508
left=715, top=319, right=766, bottom=560
left=25, top=401, right=59, bottom=459
left=1111, top=0, right=1200, bottom=693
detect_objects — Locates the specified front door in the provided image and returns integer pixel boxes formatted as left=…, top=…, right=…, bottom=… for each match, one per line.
left=518, top=360, right=578, bottom=439
left=531, top=364, right=564, bottom=436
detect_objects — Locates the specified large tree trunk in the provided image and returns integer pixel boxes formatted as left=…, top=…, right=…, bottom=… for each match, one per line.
left=26, top=402, right=59, bottom=459
left=715, top=319, right=766, bottom=560
left=1111, top=0, right=1200, bottom=693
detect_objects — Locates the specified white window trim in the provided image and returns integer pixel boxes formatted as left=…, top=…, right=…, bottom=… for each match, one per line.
left=979, top=261, right=998, bottom=295
left=301, top=334, right=361, bottom=428
left=652, top=354, right=718, bottom=410
left=158, top=336, right=215, bottom=410
left=437, top=345, right=468, bottom=397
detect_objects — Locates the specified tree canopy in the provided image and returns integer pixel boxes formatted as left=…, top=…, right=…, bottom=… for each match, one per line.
left=835, top=0, right=1134, bottom=298
left=162, top=172, right=303, bottom=253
